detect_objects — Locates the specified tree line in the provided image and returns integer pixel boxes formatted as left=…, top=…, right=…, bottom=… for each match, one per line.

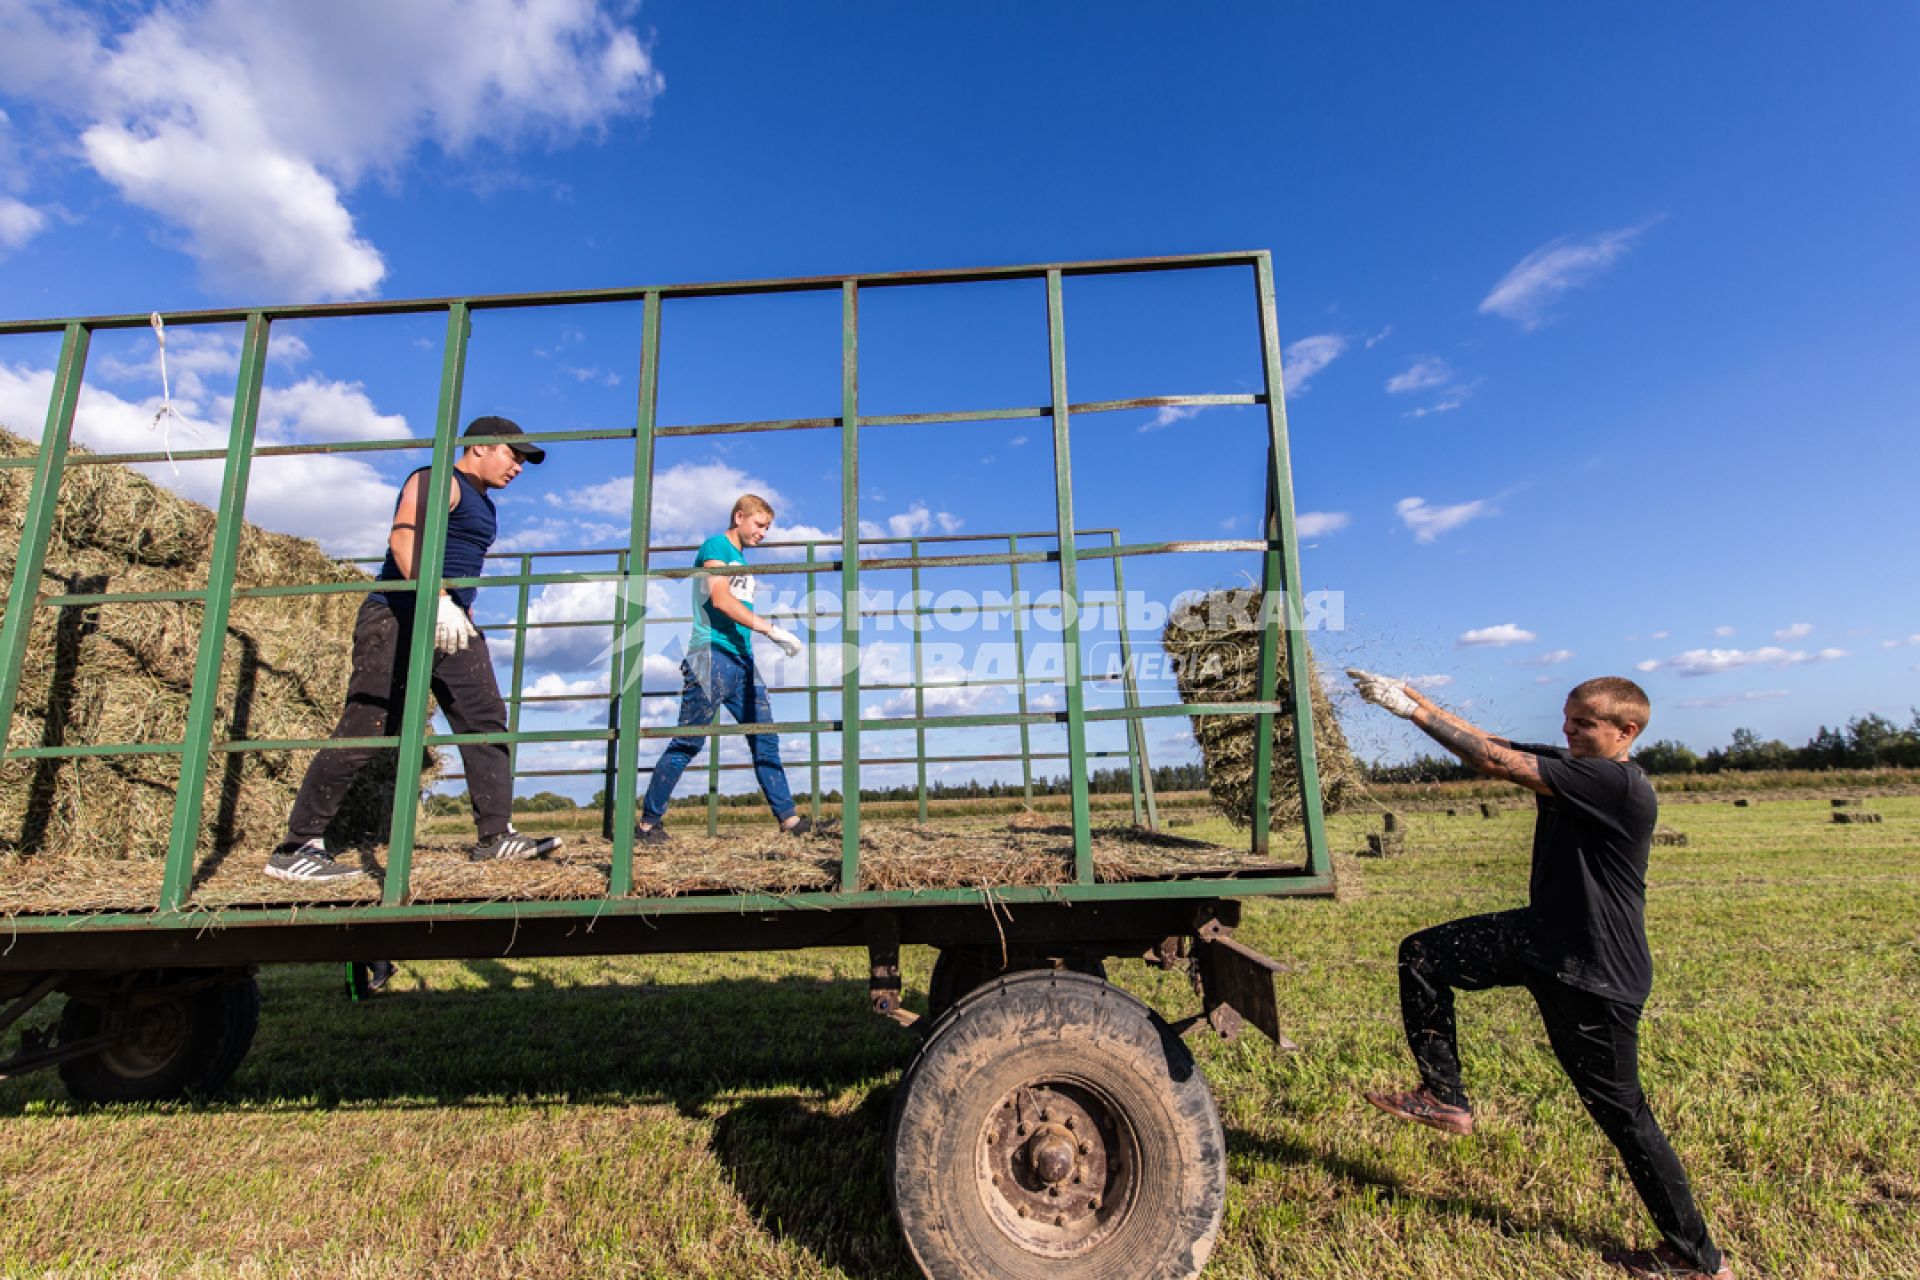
left=1362, top=711, right=1920, bottom=782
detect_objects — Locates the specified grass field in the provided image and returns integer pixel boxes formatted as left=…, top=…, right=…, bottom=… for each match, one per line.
left=3, top=790, right=1916, bottom=1278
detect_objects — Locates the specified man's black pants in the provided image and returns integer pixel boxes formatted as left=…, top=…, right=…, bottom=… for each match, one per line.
left=287, top=597, right=512, bottom=841
left=1398, top=910, right=1723, bottom=1273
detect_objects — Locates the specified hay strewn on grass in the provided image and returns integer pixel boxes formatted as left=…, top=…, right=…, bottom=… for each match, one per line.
left=0, top=429, right=432, bottom=861
left=1161, top=587, right=1360, bottom=828
left=0, top=819, right=1288, bottom=914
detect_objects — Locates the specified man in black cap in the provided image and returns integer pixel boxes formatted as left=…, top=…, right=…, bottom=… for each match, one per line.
left=267, top=416, right=562, bottom=881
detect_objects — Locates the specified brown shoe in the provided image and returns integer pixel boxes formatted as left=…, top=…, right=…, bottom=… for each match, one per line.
left=1362, top=1085, right=1474, bottom=1136
left=1604, top=1242, right=1733, bottom=1279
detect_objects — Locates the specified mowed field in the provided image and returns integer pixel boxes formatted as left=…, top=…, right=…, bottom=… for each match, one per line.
left=1, top=791, right=1915, bottom=1279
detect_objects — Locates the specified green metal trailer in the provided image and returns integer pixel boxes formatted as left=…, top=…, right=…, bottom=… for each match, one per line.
left=0, top=251, right=1331, bottom=1279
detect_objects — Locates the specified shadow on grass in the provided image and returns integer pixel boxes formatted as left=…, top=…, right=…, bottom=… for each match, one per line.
left=711, top=1090, right=916, bottom=1280
left=1228, top=1125, right=1627, bottom=1257
left=0, top=969, right=920, bottom=1119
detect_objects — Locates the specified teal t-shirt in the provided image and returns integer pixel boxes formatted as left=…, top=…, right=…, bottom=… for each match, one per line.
left=690, top=533, right=754, bottom=657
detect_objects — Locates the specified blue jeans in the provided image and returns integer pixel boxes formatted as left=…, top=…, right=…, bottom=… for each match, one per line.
left=641, top=646, right=795, bottom=825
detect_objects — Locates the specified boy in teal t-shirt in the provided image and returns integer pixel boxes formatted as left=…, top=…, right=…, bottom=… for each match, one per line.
left=638, top=494, right=808, bottom=841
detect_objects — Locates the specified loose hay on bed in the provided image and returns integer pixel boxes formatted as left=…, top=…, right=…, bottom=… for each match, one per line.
left=1161, top=587, right=1360, bottom=829
left=0, top=821, right=1281, bottom=915
left=0, top=429, right=434, bottom=865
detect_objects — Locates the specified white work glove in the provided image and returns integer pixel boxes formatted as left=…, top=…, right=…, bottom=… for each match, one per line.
left=764, top=624, right=804, bottom=659
left=1347, top=668, right=1418, bottom=719
left=435, top=595, right=479, bottom=656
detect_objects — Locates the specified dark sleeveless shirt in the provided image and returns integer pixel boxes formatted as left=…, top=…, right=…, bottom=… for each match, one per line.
left=373, top=466, right=495, bottom=613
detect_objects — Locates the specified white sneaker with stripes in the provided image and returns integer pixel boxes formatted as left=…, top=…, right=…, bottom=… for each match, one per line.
left=265, top=838, right=367, bottom=882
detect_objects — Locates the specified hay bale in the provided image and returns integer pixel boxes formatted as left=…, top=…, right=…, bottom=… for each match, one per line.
left=1445, top=807, right=1458, bottom=817
left=1381, top=811, right=1401, bottom=833
left=1363, top=831, right=1405, bottom=859
left=1653, top=825, right=1688, bottom=847
left=1831, top=797, right=1860, bottom=808
left=1832, top=810, right=1883, bottom=825
left=1479, top=802, right=1498, bottom=819
left=0, top=429, right=434, bottom=862
left=1732, top=798, right=1751, bottom=808
left=1161, top=588, right=1358, bottom=830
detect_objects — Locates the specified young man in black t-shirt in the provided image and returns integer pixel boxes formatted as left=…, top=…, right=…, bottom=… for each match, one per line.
left=1346, top=671, right=1731, bottom=1280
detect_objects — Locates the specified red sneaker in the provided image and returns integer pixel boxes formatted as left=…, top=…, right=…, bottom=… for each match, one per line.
left=1362, top=1085, right=1475, bottom=1136
left=1604, top=1242, right=1734, bottom=1279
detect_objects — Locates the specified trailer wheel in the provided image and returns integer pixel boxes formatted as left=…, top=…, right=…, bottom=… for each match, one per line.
left=928, top=945, right=1107, bottom=1023
left=58, top=971, right=261, bottom=1104
left=889, top=969, right=1224, bottom=1280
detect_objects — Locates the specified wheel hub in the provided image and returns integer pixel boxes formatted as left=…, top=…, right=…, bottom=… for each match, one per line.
left=98, top=997, right=191, bottom=1079
left=979, top=1080, right=1135, bottom=1257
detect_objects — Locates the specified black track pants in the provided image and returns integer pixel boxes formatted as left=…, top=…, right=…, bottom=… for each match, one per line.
left=287, top=597, right=512, bottom=842
left=1396, top=910, right=1723, bottom=1274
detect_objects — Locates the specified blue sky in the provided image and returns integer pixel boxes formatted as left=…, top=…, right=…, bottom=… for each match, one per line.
left=0, top=1, right=1915, bottom=796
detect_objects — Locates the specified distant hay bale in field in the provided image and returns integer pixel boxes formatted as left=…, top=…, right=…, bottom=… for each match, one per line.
left=1832, top=810, right=1883, bottom=825
left=1479, top=802, right=1498, bottom=819
left=0, top=429, right=435, bottom=862
left=1831, top=797, right=1860, bottom=808
left=1732, top=798, right=1751, bottom=808
left=1445, top=807, right=1458, bottom=817
left=1363, top=831, right=1405, bottom=859
left=1161, top=588, right=1358, bottom=831
left=1653, top=825, right=1689, bottom=847
left=1381, top=811, right=1401, bottom=833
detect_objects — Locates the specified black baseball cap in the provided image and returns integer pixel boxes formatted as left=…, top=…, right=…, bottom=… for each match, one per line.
left=463, top=415, right=545, bottom=463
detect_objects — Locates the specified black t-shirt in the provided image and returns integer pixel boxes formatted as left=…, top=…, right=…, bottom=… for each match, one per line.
left=1509, top=743, right=1657, bottom=1003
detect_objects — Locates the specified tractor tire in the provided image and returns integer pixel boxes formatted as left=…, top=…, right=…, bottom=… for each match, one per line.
left=927, top=945, right=1107, bottom=1024
left=889, top=969, right=1224, bottom=1280
left=58, top=970, right=260, bottom=1104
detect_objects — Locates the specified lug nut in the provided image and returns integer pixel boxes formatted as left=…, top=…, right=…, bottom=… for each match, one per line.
left=1053, top=1214, right=1065, bottom=1226
left=1064, top=1115, right=1076, bottom=1130
left=1039, top=1108, right=1051, bottom=1121
left=1017, top=1123, right=1028, bottom=1135
left=1048, top=1186, right=1060, bottom=1198
left=1078, top=1141, right=1091, bottom=1155
left=1018, top=1206, right=1029, bottom=1219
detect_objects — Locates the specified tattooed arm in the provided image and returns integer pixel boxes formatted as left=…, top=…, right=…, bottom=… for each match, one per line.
left=1405, top=689, right=1551, bottom=795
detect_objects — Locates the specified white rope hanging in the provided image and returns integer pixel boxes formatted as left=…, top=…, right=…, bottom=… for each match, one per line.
left=148, top=311, right=182, bottom=475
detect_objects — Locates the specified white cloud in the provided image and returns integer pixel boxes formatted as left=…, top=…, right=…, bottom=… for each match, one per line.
left=1008, top=435, right=1029, bottom=447
left=1479, top=221, right=1656, bottom=329
left=1404, top=397, right=1467, bottom=419
left=1881, top=634, right=1920, bottom=649
left=1365, top=326, right=1393, bottom=348
left=1651, top=629, right=1670, bottom=640
left=1714, top=625, right=1736, bottom=637
left=1, top=1, right=664, bottom=298
left=1281, top=333, right=1347, bottom=393
left=1397, top=495, right=1493, bottom=543
left=863, top=670, right=1003, bottom=720
left=1403, top=674, right=1453, bottom=689
left=257, top=377, right=410, bottom=441
left=1773, top=622, right=1813, bottom=641
left=1522, top=648, right=1575, bottom=666
left=1641, top=647, right=1848, bottom=678
left=1675, top=690, right=1790, bottom=710
left=520, top=672, right=610, bottom=714
left=0, top=195, right=45, bottom=251
left=1458, top=623, right=1537, bottom=648
left=1296, top=511, right=1350, bottom=537
left=555, top=459, right=791, bottom=547
left=1386, top=358, right=1452, bottom=395
left=0, top=358, right=397, bottom=555
left=1138, top=405, right=1201, bottom=433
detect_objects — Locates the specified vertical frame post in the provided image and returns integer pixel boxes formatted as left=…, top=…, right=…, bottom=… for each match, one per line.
left=0, top=322, right=88, bottom=762
left=1252, top=253, right=1329, bottom=873
left=837, top=281, right=863, bottom=891
left=1044, top=271, right=1094, bottom=883
left=910, top=536, right=927, bottom=822
left=161, top=312, right=271, bottom=910
left=383, top=303, right=469, bottom=906
left=610, top=290, right=663, bottom=896
left=508, top=553, right=533, bottom=776
left=1109, top=534, right=1158, bottom=829
left=805, top=540, right=821, bottom=821
left=1007, top=534, right=1034, bottom=805
left=601, top=549, right=627, bottom=840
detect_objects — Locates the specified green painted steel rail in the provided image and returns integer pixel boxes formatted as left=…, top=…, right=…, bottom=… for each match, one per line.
left=0, top=250, right=1332, bottom=932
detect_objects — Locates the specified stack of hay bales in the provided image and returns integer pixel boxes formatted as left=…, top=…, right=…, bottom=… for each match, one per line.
left=0, top=429, right=432, bottom=863
left=1161, top=587, right=1358, bottom=829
